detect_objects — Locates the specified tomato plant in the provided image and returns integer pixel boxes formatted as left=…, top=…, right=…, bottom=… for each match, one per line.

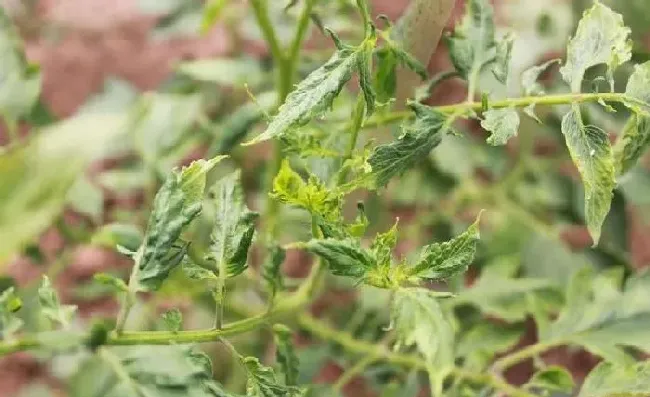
left=2, top=0, right=650, bottom=396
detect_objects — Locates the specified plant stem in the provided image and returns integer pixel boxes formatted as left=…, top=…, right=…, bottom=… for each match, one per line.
left=297, top=313, right=536, bottom=397
left=332, top=354, right=380, bottom=392
left=492, top=340, right=561, bottom=373
left=363, top=92, right=645, bottom=129
left=115, top=250, right=142, bottom=335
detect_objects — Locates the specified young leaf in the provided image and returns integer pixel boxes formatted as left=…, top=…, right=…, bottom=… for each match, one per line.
left=521, top=59, right=561, bottom=97
left=527, top=366, right=574, bottom=394
left=492, top=32, right=514, bottom=84
left=38, top=276, right=77, bottom=328
left=408, top=213, right=481, bottom=281
left=614, top=113, right=650, bottom=175
left=162, top=308, right=183, bottom=332
left=560, top=106, right=615, bottom=244
left=623, top=61, right=650, bottom=115
left=244, top=356, right=303, bottom=397
left=273, top=324, right=299, bottom=386
left=481, top=107, right=520, bottom=146
left=559, top=2, right=632, bottom=92
left=271, top=160, right=342, bottom=222
left=578, top=361, right=650, bottom=397
left=363, top=102, right=447, bottom=188
left=262, top=246, right=286, bottom=301
left=370, top=220, right=398, bottom=267
left=69, top=345, right=235, bottom=397
left=209, top=170, right=259, bottom=278
left=392, top=288, right=454, bottom=394
left=136, top=156, right=226, bottom=291
left=244, top=38, right=359, bottom=145
left=0, top=287, right=23, bottom=339
left=445, top=0, right=496, bottom=88
left=294, top=238, right=375, bottom=279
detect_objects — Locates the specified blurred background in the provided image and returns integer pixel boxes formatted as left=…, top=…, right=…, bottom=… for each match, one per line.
left=2, top=0, right=650, bottom=396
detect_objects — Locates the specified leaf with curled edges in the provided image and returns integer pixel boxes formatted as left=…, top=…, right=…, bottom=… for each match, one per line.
left=560, top=106, right=615, bottom=245
left=136, top=156, right=226, bottom=291
left=208, top=170, right=259, bottom=279
left=559, top=2, right=631, bottom=92
left=273, top=324, right=299, bottom=386
left=481, top=107, right=520, bottom=146
left=614, top=113, right=650, bottom=176
left=244, top=356, right=304, bottom=397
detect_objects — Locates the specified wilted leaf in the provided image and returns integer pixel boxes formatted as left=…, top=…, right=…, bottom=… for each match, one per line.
left=559, top=2, right=631, bottom=92
left=38, top=276, right=77, bottom=328
left=481, top=107, right=520, bottom=146
left=614, top=113, right=650, bottom=175
left=69, top=345, right=235, bottom=397
left=209, top=170, right=259, bottom=278
left=244, top=356, right=303, bottom=397
left=445, top=0, right=496, bottom=88
left=244, top=37, right=359, bottom=145
left=561, top=106, right=615, bottom=244
left=492, top=32, right=514, bottom=84
left=362, top=102, right=446, bottom=188
left=408, top=213, right=481, bottom=281
left=273, top=324, right=299, bottom=386
left=136, top=157, right=225, bottom=291
left=182, top=259, right=218, bottom=282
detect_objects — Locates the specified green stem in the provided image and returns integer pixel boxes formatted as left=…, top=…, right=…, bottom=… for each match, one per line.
left=297, top=314, right=536, bottom=397
left=363, top=92, right=645, bottom=129
left=332, top=354, right=380, bottom=392
left=491, top=341, right=561, bottom=373
left=337, top=94, right=366, bottom=185
left=286, top=0, right=316, bottom=85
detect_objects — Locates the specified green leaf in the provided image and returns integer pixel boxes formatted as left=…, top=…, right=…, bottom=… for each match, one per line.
left=374, top=48, right=398, bottom=102
left=391, top=46, right=428, bottom=81
left=578, top=361, right=650, bottom=397
left=244, top=39, right=359, bottom=145
left=295, top=238, right=375, bottom=279
left=244, top=356, right=303, bottom=397
left=614, top=113, right=650, bottom=175
left=70, top=345, right=236, bottom=397
left=136, top=157, right=226, bottom=291
left=408, top=213, right=481, bottom=281
left=182, top=259, right=218, bottom=282
left=0, top=7, right=41, bottom=121
left=481, top=107, right=520, bottom=146
left=370, top=220, right=398, bottom=267
left=561, top=106, right=615, bottom=244
left=392, top=288, right=454, bottom=394
left=273, top=324, right=299, bottom=386
left=362, top=102, right=446, bottom=188
left=521, top=59, right=561, bottom=96
left=0, top=113, right=128, bottom=265
left=623, top=61, right=650, bottom=115
left=445, top=0, right=496, bottom=85
left=38, top=276, right=77, bottom=328
left=457, top=322, right=524, bottom=359
left=271, top=160, right=342, bottom=222
left=0, top=287, right=23, bottom=339
left=527, top=366, right=574, bottom=394
left=162, top=308, right=183, bottom=332
left=209, top=170, right=259, bottom=278
left=559, top=2, right=631, bottom=92
left=542, top=267, right=650, bottom=364
left=93, top=273, right=129, bottom=294
left=492, top=32, right=514, bottom=84
left=262, top=246, right=286, bottom=301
